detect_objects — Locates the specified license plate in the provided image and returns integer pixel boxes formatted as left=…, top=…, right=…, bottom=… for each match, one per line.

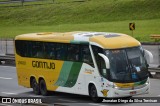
left=130, top=91, right=136, bottom=95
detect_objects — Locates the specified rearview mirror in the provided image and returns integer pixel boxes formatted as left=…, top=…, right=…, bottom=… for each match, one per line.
left=98, top=53, right=110, bottom=69
left=144, top=49, right=153, bottom=64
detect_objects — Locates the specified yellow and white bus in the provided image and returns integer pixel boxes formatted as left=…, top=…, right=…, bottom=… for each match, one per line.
left=15, top=31, right=153, bottom=102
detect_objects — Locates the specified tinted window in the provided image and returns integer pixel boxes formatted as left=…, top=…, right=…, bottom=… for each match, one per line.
left=31, top=42, right=44, bottom=58
left=15, top=40, right=44, bottom=58
left=67, top=44, right=80, bottom=61
left=15, top=40, right=27, bottom=57
left=55, top=44, right=67, bottom=60
left=81, top=45, right=94, bottom=66
left=92, top=45, right=103, bottom=68
left=15, top=40, right=94, bottom=67
left=44, top=42, right=56, bottom=59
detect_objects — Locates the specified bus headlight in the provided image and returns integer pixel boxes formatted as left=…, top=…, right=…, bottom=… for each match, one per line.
left=114, top=86, right=119, bottom=89
left=113, top=84, right=119, bottom=89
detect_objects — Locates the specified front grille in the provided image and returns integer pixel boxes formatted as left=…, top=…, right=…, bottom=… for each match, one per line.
left=118, top=84, right=146, bottom=90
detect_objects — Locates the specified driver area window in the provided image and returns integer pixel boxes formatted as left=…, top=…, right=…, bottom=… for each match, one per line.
left=92, top=45, right=107, bottom=77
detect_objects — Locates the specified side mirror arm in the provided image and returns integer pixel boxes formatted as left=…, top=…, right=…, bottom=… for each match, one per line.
left=144, top=49, right=153, bottom=64
left=98, top=53, right=110, bottom=69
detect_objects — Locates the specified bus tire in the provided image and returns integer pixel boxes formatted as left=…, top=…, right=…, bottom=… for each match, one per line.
left=89, top=84, right=103, bottom=103
left=31, top=78, right=40, bottom=95
left=39, top=79, right=48, bottom=96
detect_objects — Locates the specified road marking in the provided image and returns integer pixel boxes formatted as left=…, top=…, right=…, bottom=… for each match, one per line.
left=58, top=99, right=77, bottom=103
left=89, top=103, right=106, bottom=106
left=0, top=103, right=13, bottom=106
left=0, top=77, right=13, bottom=80
left=0, top=65, right=16, bottom=68
left=1, top=92, right=17, bottom=95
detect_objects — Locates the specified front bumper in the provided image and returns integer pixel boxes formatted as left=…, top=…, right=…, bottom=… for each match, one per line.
left=106, top=83, right=150, bottom=98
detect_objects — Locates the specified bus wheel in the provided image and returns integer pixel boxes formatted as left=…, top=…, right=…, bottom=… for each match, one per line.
left=39, top=79, right=48, bottom=96
left=89, top=85, right=103, bottom=103
left=31, top=78, right=40, bottom=95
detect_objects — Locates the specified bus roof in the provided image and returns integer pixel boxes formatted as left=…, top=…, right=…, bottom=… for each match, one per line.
left=15, top=31, right=141, bottom=49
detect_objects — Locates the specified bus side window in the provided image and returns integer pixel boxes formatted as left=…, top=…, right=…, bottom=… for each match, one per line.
left=81, top=45, right=94, bottom=67
left=99, top=56, right=108, bottom=77
left=67, top=44, right=80, bottom=61
left=44, top=42, right=56, bottom=59
left=26, top=41, right=33, bottom=57
left=32, top=42, right=44, bottom=58
left=55, top=44, right=67, bottom=60
left=22, top=41, right=28, bottom=57
left=91, top=45, right=106, bottom=76
left=15, top=40, right=27, bottom=57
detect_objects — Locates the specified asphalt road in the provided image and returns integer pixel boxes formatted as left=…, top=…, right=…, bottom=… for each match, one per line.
left=0, top=66, right=160, bottom=106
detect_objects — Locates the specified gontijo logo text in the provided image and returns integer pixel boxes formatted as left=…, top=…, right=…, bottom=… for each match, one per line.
left=32, top=61, right=55, bottom=70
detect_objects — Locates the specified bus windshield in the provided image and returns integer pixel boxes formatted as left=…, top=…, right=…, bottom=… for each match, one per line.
left=105, top=47, right=149, bottom=83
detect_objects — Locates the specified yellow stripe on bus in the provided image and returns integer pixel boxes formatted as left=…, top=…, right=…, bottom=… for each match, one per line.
left=114, top=83, right=134, bottom=88
left=16, top=55, right=64, bottom=91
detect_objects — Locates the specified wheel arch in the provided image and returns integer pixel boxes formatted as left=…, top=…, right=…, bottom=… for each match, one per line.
left=88, top=82, right=97, bottom=95
left=30, top=76, right=36, bottom=88
left=38, top=77, right=45, bottom=83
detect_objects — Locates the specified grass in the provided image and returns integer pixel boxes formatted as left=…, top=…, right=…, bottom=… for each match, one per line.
left=1, top=19, right=160, bottom=42
left=0, top=0, right=160, bottom=42
left=1, top=0, right=160, bottom=26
